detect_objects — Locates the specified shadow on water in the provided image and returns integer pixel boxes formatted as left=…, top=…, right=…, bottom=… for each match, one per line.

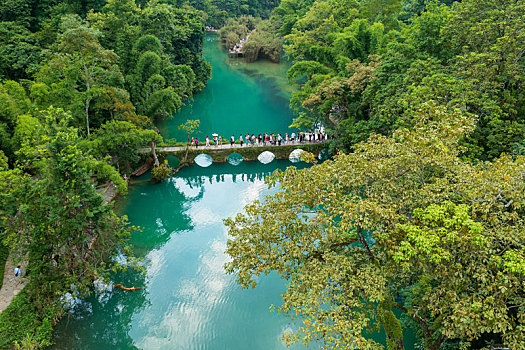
left=52, top=267, right=147, bottom=350
left=114, top=161, right=310, bottom=256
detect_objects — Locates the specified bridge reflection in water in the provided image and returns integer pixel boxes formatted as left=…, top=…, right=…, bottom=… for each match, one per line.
left=141, top=142, right=330, bottom=168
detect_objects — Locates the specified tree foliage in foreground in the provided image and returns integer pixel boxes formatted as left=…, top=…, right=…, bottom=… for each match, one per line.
left=1, top=108, right=134, bottom=309
left=225, top=103, right=525, bottom=349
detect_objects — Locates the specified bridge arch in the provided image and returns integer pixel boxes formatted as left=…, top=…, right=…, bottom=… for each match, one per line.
left=194, top=154, right=213, bottom=167
left=227, top=153, right=244, bottom=166
left=166, top=155, right=180, bottom=169
left=318, top=148, right=330, bottom=161
left=289, top=149, right=304, bottom=163
left=257, top=151, right=275, bottom=164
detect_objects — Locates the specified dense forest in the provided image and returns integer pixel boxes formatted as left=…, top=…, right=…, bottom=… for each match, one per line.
left=272, top=0, right=525, bottom=161
left=225, top=0, right=525, bottom=349
left=0, top=0, right=211, bottom=347
left=218, top=15, right=283, bottom=62
left=0, top=0, right=524, bottom=348
left=188, top=0, right=280, bottom=27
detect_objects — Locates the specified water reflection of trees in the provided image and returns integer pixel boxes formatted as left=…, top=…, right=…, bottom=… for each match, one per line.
left=125, top=181, right=193, bottom=254
left=53, top=269, right=147, bottom=349
left=182, top=171, right=274, bottom=188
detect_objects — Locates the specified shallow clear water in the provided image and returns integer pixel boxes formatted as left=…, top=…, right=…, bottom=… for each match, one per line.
left=158, top=34, right=298, bottom=143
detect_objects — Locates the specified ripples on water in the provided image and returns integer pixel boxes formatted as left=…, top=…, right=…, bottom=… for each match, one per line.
left=226, top=153, right=244, bottom=166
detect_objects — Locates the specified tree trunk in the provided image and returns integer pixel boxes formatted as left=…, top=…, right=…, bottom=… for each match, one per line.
left=357, top=226, right=375, bottom=261
left=428, top=334, right=445, bottom=350
left=183, top=144, right=189, bottom=165
left=381, top=309, right=404, bottom=350
left=114, top=284, right=142, bottom=291
left=394, top=302, right=444, bottom=350
left=85, top=97, right=91, bottom=135
left=82, top=57, right=92, bottom=135
left=380, top=300, right=404, bottom=350
left=151, top=140, right=159, bottom=167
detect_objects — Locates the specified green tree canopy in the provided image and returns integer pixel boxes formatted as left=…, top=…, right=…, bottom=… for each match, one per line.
left=1, top=108, right=131, bottom=308
left=226, top=104, right=525, bottom=349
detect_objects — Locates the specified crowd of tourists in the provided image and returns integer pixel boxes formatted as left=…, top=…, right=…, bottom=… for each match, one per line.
left=189, top=131, right=329, bottom=148
left=230, top=35, right=248, bottom=54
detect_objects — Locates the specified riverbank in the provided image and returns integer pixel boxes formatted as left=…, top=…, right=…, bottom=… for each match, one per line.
left=0, top=259, right=28, bottom=313
left=49, top=27, right=343, bottom=348
left=51, top=160, right=324, bottom=349
left=158, top=33, right=295, bottom=141
left=0, top=178, right=124, bottom=348
left=0, top=244, right=7, bottom=290
left=0, top=243, right=26, bottom=316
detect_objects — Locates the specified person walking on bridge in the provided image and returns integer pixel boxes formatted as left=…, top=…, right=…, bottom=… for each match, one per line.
left=239, top=134, right=244, bottom=147
left=230, top=135, right=235, bottom=147
left=206, top=136, right=210, bottom=147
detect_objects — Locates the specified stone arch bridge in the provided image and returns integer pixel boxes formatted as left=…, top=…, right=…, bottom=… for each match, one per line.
left=139, top=142, right=330, bottom=167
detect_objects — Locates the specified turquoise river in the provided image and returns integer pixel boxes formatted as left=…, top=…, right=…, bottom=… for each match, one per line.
left=52, top=34, right=415, bottom=349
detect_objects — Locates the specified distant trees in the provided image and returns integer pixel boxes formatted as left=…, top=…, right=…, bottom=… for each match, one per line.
left=0, top=0, right=210, bottom=139
left=219, top=16, right=257, bottom=47
left=242, top=19, right=282, bottom=62
left=0, top=22, right=42, bottom=80
left=36, top=14, right=121, bottom=135
left=189, top=0, right=280, bottom=27
left=274, top=0, right=524, bottom=159
left=218, top=16, right=282, bottom=62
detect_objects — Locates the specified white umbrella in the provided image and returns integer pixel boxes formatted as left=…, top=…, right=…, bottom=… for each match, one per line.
left=212, top=133, right=218, bottom=137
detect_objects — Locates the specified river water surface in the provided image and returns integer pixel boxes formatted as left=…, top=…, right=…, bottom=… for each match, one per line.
left=53, top=162, right=318, bottom=349
left=52, top=34, right=414, bottom=349
left=159, top=34, right=297, bottom=142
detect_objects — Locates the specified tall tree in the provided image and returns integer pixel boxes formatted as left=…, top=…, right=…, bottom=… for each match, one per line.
left=2, top=108, right=130, bottom=304
left=225, top=104, right=525, bottom=349
left=38, top=14, right=122, bottom=134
